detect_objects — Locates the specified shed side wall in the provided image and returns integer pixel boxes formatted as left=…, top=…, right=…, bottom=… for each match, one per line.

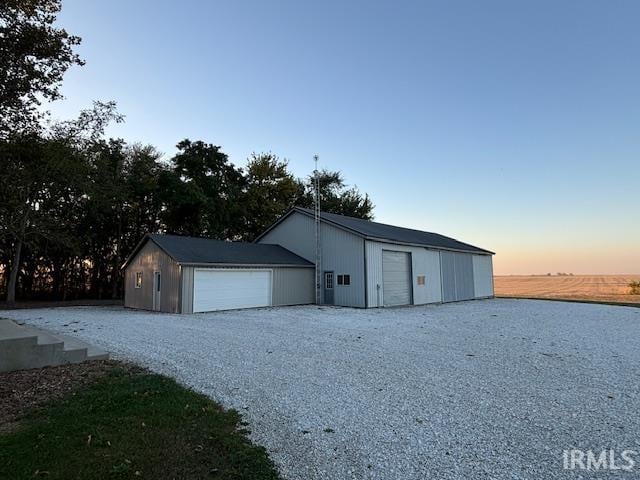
left=258, top=212, right=365, bottom=307
left=272, top=268, right=315, bottom=306
left=124, top=241, right=181, bottom=313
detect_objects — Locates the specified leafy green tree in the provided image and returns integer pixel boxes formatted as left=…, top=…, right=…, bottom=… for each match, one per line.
left=241, top=153, right=299, bottom=240
left=0, top=134, right=86, bottom=303
left=160, top=140, right=246, bottom=239
left=0, top=102, right=121, bottom=303
left=0, top=0, right=84, bottom=136
left=79, top=140, right=165, bottom=299
left=80, top=139, right=129, bottom=298
left=125, top=144, right=165, bottom=243
left=296, top=169, right=374, bottom=220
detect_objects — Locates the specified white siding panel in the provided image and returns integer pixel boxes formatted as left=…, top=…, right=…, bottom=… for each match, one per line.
left=366, top=241, right=442, bottom=307
left=472, top=255, right=494, bottom=298
left=193, top=269, right=271, bottom=312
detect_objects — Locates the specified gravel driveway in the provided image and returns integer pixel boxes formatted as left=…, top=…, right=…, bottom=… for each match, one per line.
left=3, top=299, right=640, bottom=479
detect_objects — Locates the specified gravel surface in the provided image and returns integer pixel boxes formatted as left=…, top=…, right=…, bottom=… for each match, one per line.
left=3, top=299, right=640, bottom=479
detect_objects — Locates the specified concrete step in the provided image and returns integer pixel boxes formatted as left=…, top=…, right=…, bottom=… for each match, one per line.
left=51, top=332, right=109, bottom=361
left=0, top=319, right=109, bottom=372
left=0, top=319, right=38, bottom=346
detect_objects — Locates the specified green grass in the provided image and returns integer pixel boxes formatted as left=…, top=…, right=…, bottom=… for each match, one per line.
left=0, top=367, right=281, bottom=480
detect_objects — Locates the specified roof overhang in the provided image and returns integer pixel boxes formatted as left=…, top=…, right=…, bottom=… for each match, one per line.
left=180, top=263, right=313, bottom=268
left=363, top=237, right=494, bottom=255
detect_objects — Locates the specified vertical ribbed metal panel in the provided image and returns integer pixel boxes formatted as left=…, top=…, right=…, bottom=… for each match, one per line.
left=124, top=240, right=180, bottom=313
left=365, top=241, right=384, bottom=307
left=365, top=241, right=442, bottom=307
left=472, top=255, right=494, bottom=298
left=382, top=251, right=412, bottom=306
left=258, top=212, right=365, bottom=307
left=258, top=212, right=315, bottom=260
left=181, top=266, right=194, bottom=313
left=440, top=251, right=457, bottom=302
left=454, top=253, right=475, bottom=300
left=272, top=268, right=315, bottom=306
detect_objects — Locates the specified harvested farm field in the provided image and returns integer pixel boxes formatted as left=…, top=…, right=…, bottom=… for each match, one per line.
left=495, top=274, right=640, bottom=304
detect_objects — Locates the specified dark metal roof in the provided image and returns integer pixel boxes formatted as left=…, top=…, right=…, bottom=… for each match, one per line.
left=293, top=208, right=494, bottom=255
left=125, top=234, right=314, bottom=268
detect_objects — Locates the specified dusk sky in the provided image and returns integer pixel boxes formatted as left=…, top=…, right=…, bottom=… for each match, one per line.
left=48, top=0, right=639, bottom=275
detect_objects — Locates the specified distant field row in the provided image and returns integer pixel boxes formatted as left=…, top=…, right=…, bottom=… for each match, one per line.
left=494, top=275, right=640, bottom=304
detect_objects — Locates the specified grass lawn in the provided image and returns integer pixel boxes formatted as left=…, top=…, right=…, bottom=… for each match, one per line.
left=0, top=362, right=280, bottom=480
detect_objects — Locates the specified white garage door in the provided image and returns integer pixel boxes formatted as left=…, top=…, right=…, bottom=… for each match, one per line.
left=193, top=269, right=272, bottom=313
left=382, top=250, right=412, bottom=306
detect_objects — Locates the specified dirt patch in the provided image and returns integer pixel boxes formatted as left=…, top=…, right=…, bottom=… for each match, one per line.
left=0, top=360, right=138, bottom=433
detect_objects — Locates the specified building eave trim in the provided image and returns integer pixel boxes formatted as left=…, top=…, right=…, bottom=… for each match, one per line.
left=177, top=262, right=314, bottom=268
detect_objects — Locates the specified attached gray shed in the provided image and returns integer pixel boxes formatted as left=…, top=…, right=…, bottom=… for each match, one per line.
left=123, top=234, right=314, bottom=313
left=256, top=208, right=495, bottom=308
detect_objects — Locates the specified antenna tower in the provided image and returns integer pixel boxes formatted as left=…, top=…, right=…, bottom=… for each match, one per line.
left=313, top=155, right=321, bottom=305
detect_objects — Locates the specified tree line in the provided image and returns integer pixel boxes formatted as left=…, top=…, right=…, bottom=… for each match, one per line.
left=0, top=0, right=373, bottom=303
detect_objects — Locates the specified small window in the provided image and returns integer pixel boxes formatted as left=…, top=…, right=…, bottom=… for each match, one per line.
left=325, top=272, right=333, bottom=289
left=343, top=274, right=351, bottom=286
left=135, top=272, right=143, bottom=288
left=337, top=275, right=344, bottom=285
left=417, top=275, right=426, bottom=286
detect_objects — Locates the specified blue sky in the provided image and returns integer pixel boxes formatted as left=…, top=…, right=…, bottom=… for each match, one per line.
left=50, top=0, right=639, bottom=274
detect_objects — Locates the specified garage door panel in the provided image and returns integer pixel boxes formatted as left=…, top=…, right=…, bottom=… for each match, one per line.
left=193, top=270, right=271, bottom=312
left=382, top=251, right=412, bottom=306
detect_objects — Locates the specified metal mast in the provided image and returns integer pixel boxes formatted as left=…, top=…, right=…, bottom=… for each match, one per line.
left=313, top=155, right=321, bottom=305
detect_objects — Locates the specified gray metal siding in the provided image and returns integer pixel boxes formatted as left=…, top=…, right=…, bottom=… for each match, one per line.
left=258, top=212, right=365, bottom=307
left=181, top=266, right=194, bottom=314
left=440, top=251, right=475, bottom=303
left=258, top=212, right=315, bottom=260
left=124, top=241, right=181, bottom=313
left=382, top=250, right=412, bottom=306
left=272, top=268, right=315, bottom=306
left=454, top=253, right=475, bottom=300
left=440, top=251, right=457, bottom=302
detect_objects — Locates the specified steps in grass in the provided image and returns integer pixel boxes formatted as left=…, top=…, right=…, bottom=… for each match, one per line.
left=0, top=319, right=108, bottom=373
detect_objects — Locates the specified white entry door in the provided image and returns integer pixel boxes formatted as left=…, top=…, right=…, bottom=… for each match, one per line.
left=193, top=269, right=272, bottom=313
